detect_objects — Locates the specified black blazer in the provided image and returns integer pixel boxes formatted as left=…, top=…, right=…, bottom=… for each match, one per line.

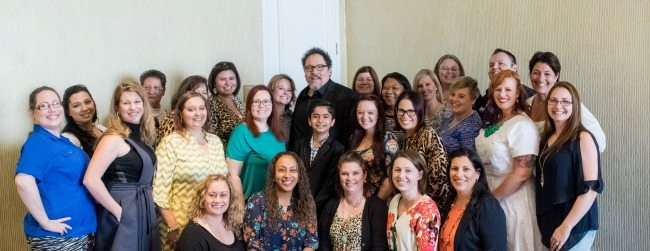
left=319, top=196, right=388, bottom=251
left=294, top=135, right=344, bottom=216
left=453, top=195, right=507, bottom=251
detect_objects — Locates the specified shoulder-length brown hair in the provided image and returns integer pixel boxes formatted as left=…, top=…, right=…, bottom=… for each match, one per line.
left=391, top=149, right=429, bottom=194
left=173, top=92, right=210, bottom=133
left=335, top=151, right=372, bottom=197
left=433, top=54, right=466, bottom=80
left=481, top=70, right=530, bottom=128
left=541, top=81, right=586, bottom=155
left=104, top=80, right=156, bottom=145
left=352, top=66, right=381, bottom=97
left=244, top=85, right=283, bottom=140
left=264, top=152, right=316, bottom=227
left=188, top=174, right=243, bottom=231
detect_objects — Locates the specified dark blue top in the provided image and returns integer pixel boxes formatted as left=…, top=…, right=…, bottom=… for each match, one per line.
left=535, top=132, right=603, bottom=249
left=437, top=110, right=481, bottom=154
left=15, top=124, right=97, bottom=237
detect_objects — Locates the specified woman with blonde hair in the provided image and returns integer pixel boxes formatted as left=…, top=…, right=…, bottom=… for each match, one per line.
left=176, top=175, right=245, bottom=251
left=267, top=73, right=296, bottom=143
left=153, top=91, right=228, bottom=250
left=413, top=69, right=452, bottom=131
left=84, top=80, right=160, bottom=250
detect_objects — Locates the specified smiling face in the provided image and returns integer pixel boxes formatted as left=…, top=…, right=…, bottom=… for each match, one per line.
left=308, top=106, right=335, bottom=135
left=530, top=62, right=559, bottom=96
left=33, top=90, right=64, bottom=132
left=249, top=90, right=273, bottom=122
left=381, top=78, right=404, bottom=108
left=449, top=156, right=480, bottom=197
left=215, top=70, right=238, bottom=96
left=142, top=77, right=164, bottom=107
left=355, top=72, right=375, bottom=95
left=488, top=52, right=517, bottom=81
left=339, top=161, right=367, bottom=196
left=416, top=75, right=438, bottom=102
left=356, top=100, right=378, bottom=131
left=397, top=98, right=417, bottom=132
left=438, top=58, right=461, bottom=86
left=272, top=78, right=293, bottom=106
left=492, top=77, right=520, bottom=115
left=275, top=155, right=299, bottom=193
left=547, top=87, right=574, bottom=124
left=67, top=91, right=96, bottom=125
left=118, top=91, right=144, bottom=124
left=448, top=87, right=474, bottom=116
left=391, top=157, right=423, bottom=195
left=203, top=179, right=230, bottom=216
left=181, top=96, right=207, bottom=131
left=304, top=54, right=331, bottom=91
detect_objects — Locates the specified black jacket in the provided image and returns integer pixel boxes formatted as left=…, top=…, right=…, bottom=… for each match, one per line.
left=452, top=195, right=507, bottom=251
left=319, top=196, right=388, bottom=251
left=294, top=135, right=344, bottom=216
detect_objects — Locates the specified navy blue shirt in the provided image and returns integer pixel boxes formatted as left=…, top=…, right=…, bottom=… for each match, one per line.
left=16, top=124, right=97, bottom=237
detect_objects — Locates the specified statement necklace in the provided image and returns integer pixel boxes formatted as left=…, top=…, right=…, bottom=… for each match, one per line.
left=483, top=123, right=502, bottom=137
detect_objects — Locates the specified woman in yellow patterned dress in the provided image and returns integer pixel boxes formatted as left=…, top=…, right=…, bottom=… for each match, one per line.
left=153, top=92, right=228, bottom=250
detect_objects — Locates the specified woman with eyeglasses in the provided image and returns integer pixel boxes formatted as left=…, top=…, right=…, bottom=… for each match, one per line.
left=475, top=70, right=543, bottom=250
left=84, top=81, right=160, bottom=250
left=157, top=75, right=210, bottom=143
left=434, top=54, right=465, bottom=99
left=61, top=84, right=106, bottom=157
left=227, top=85, right=285, bottom=204
left=395, top=91, right=450, bottom=218
left=15, top=86, right=96, bottom=250
left=387, top=150, right=440, bottom=250
left=207, top=61, right=245, bottom=149
left=267, top=74, right=296, bottom=144
left=536, top=82, right=603, bottom=251
left=526, top=51, right=606, bottom=152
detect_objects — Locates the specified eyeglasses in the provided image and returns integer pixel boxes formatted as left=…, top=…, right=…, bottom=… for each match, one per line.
left=396, top=108, right=416, bottom=117
left=36, top=101, right=62, bottom=111
left=252, top=99, right=272, bottom=106
left=547, top=98, right=573, bottom=107
left=304, top=64, right=328, bottom=73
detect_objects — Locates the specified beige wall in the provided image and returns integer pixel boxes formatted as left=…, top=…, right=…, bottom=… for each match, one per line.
left=0, top=1, right=262, bottom=249
left=346, top=1, right=650, bottom=250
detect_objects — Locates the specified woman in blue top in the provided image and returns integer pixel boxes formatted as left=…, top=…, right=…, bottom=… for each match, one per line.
left=437, top=77, right=482, bottom=154
left=536, top=82, right=603, bottom=251
left=227, top=85, right=285, bottom=201
left=15, top=86, right=96, bottom=250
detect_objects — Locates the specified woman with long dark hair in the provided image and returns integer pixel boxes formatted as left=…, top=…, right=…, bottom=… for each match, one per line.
left=439, top=148, right=506, bottom=250
left=536, top=82, right=603, bottom=250
left=61, top=84, right=105, bottom=156
left=244, top=152, right=318, bottom=250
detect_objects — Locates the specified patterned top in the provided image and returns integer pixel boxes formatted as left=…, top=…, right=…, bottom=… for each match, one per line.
left=387, top=194, right=441, bottom=251
left=330, top=213, right=363, bottom=251
left=439, top=204, right=465, bottom=251
left=153, top=131, right=228, bottom=250
left=353, top=132, right=400, bottom=195
left=152, top=107, right=170, bottom=131
left=156, top=113, right=175, bottom=144
left=425, top=105, right=453, bottom=132
left=404, top=126, right=450, bottom=211
left=437, top=111, right=482, bottom=154
left=280, top=108, right=292, bottom=144
left=208, top=95, right=245, bottom=148
left=243, top=192, right=319, bottom=251
left=385, top=114, right=406, bottom=147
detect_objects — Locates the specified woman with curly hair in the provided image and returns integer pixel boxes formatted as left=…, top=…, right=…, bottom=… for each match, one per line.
left=176, top=175, right=245, bottom=251
left=243, top=152, right=318, bottom=250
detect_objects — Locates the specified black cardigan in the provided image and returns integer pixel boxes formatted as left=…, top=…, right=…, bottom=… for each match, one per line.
left=452, top=195, right=507, bottom=251
left=318, top=196, right=388, bottom=251
left=294, top=135, right=345, bottom=216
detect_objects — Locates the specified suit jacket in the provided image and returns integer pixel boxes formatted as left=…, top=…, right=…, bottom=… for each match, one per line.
left=294, top=135, right=344, bottom=216
left=319, top=196, right=388, bottom=251
left=453, top=195, right=507, bottom=251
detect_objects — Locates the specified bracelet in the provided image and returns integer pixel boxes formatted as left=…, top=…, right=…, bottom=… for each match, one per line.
left=166, top=225, right=180, bottom=233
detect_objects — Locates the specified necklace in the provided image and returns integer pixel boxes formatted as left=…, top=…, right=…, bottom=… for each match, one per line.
left=483, top=123, right=501, bottom=137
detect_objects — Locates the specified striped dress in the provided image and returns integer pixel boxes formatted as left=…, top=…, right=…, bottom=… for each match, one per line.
left=153, top=131, right=228, bottom=250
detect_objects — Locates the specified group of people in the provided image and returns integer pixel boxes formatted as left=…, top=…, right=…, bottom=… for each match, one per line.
left=15, top=47, right=605, bottom=251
